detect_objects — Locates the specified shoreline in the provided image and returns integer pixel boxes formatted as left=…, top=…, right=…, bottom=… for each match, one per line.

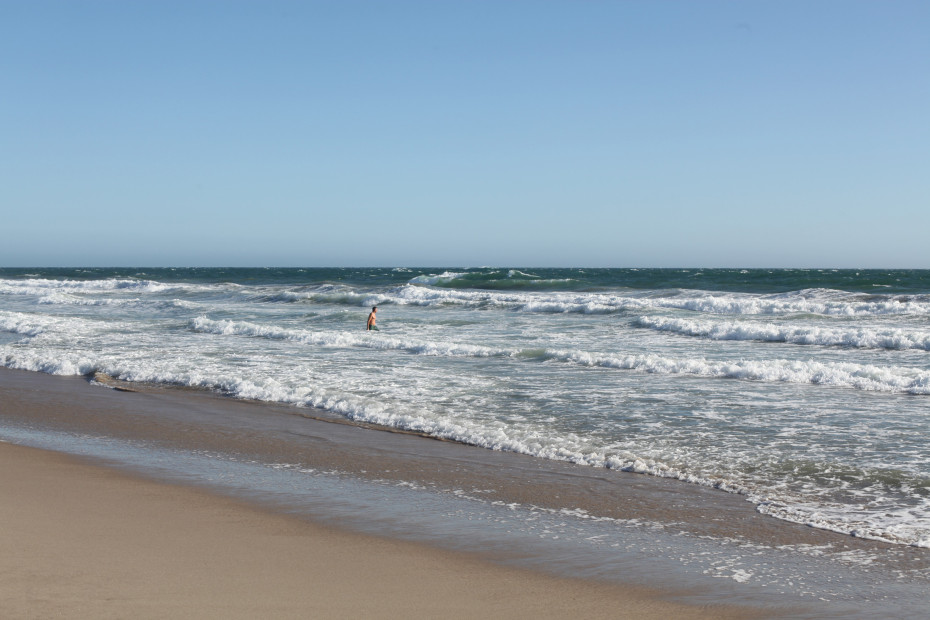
left=1, top=441, right=760, bottom=619
left=0, top=369, right=825, bottom=544
left=2, top=367, right=928, bottom=616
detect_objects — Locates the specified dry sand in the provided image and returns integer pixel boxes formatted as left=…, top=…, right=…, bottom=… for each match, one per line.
left=0, top=441, right=763, bottom=619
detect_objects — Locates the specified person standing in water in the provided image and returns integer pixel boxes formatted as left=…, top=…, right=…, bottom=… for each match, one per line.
left=367, top=306, right=378, bottom=330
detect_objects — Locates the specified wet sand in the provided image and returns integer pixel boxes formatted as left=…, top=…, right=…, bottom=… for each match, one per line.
left=0, top=440, right=769, bottom=619
left=1, top=369, right=805, bottom=544
left=2, top=368, right=924, bottom=617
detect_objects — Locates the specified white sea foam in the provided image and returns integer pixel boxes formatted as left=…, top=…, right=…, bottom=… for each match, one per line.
left=636, top=316, right=930, bottom=350
left=662, top=288, right=930, bottom=317
left=267, top=287, right=374, bottom=306
left=0, top=310, right=109, bottom=341
left=755, top=497, right=930, bottom=548
left=1, top=349, right=99, bottom=376
left=37, top=293, right=140, bottom=306
left=407, top=271, right=470, bottom=286
left=189, top=317, right=508, bottom=358
left=543, top=350, right=930, bottom=394
left=375, top=285, right=930, bottom=317
left=389, top=285, right=636, bottom=312
left=0, top=277, right=184, bottom=295
left=189, top=317, right=930, bottom=395
left=0, top=311, right=49, bottom=337
left=29, top=293, right=201, bottom=311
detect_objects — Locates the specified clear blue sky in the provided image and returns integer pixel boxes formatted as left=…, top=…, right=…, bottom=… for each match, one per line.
left=2, top=0, right=928, bottom=267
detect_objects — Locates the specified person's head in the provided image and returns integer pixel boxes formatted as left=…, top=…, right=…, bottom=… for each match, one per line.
left=372, top=306, right=377, bottom=312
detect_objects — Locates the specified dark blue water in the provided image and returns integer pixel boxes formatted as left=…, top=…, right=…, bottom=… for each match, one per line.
left=2, top=266, right=929, bottom=294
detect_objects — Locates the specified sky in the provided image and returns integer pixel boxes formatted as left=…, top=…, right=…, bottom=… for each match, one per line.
left=1, top=0, right=928, bottom=268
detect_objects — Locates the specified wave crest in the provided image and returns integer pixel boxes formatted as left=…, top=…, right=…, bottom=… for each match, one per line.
left=636, top=316, right=930, bottom=350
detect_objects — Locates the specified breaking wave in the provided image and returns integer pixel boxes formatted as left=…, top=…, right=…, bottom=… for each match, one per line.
left=367, top=285, right=930, bottom=317
left=636, top=316, right=930, bottom=350
left=188, top=317, right=930, bottom=395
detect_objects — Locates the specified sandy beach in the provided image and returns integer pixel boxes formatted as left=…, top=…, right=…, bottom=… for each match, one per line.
left=0, top=443, right=761, bottom=619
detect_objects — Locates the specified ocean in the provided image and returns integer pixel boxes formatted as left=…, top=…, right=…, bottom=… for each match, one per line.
left=1, top=266, right=929, bottom=555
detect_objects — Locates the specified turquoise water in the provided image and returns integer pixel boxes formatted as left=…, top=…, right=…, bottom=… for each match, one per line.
left=1, top=267, right=929, bottom=547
